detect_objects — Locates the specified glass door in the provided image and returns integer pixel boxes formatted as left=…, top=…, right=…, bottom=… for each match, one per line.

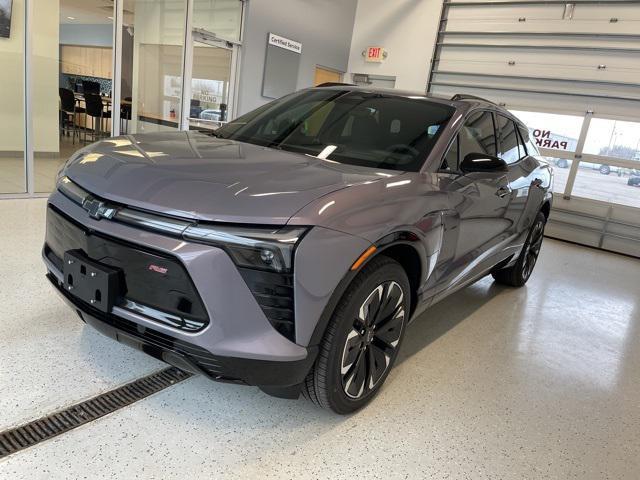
left=185, top=30, right=237, bottom=133
left=124, top=0, right=187, bottom=135
left=33, top=0, right=114, bottom=193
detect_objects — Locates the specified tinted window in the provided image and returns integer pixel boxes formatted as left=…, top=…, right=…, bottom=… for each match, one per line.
left=518, top=125, right=540, bottom=156
left=497, top=115, right=520, bottom=164
left=459, top=111, right=497, bottom=162
left=215, top=90, right=455, bottom=172
left=441, top=135, right=459, bottom=172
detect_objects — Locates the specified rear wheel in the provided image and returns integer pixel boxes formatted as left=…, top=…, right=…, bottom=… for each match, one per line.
left=492, top=211, right=546, bottom=287
left=302, top=256, right=410, bottom=414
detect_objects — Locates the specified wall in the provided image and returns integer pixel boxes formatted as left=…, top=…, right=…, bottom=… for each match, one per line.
left=60, top=24, right=113, bottom=47
left=346, top=0, right=442, bottom=92
left=237, top=0, right=358, bottom=115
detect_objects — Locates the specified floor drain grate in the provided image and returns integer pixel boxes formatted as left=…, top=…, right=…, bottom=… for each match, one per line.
left=0, top=367, right=192, bottom=458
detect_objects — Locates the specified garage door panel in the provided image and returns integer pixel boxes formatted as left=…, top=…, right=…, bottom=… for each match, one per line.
left=572, top=4, right=640, bottom=21
left=431, top=84, right=640, bottom=119
left=442, top=34, right=640, bottom=50
left=438, top=46, right=640, bottom=70
left=432, top=83, right=594, bottom=112
left=448, top=5, right=565, bottom=20
left=446, top=18, right=640, bottom=35
left=448, top=3, right=640, bottom=21
left=602, top=236, right=640, bottom=257
left=436, top=58, right=640, bottom=84
left=432, top=72, right=640, bottom=101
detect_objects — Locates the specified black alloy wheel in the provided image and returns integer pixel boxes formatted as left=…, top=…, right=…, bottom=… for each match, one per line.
left=492, top=211, right=547, bottom=287
left=521, top=215, right=545, bottom=282
left=340, top=281, right=405, bottom=399
left=302, top=256, right=410, bottom=414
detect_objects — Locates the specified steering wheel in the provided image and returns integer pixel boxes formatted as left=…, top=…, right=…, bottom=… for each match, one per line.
left=384, top=144, right=420, bottom=157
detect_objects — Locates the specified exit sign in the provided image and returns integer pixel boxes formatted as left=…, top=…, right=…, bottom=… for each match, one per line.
left=365, top=46, right=385, bottom=63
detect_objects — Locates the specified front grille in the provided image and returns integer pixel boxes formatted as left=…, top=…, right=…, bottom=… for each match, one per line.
left=239, top=268, right=295, bottom=342
left=45, top=205, right=209, bottom=331
left=49, top=273, right=244, bottom=383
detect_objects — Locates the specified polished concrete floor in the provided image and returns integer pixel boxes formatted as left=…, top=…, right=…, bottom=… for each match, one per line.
left=0, top=198, right=639, bottom=479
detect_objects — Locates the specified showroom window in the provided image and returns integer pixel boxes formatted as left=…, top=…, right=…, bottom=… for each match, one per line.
left=510, top=110, right=584, bottom=153
left=0, top=0, right=244, bottom=197
left=511, top=110, right=584, bottom=195
left=571, top=117, right=640, bottom=210
left=583, top=118, right=640, bottom=162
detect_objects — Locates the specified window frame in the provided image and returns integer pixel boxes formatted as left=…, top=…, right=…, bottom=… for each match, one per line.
left=438, top=108, right=498, bottom=174
left=440, top=133, right=460, bottom=173
left=496, top=113, right=526, bottom=165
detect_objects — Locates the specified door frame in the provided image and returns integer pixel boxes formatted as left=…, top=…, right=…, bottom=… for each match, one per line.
left=180, top=28, right=241, bottom=131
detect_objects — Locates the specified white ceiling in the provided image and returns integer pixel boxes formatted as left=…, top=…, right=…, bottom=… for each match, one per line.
left=60, top=0, right=135, bottom=25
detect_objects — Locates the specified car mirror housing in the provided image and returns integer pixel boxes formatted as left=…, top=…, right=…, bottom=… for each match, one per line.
left=460, top=152, right=508, bottom=173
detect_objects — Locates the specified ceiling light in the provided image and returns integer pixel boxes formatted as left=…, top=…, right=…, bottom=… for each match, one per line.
left=67, top=16, right=75, bottom=20
left=107, top=16, right=113, bottom=20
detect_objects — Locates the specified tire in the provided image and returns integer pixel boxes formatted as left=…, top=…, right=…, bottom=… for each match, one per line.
left=556, top=159, right=569, bottom=169
left=599, top=165, right=611, bottom=175
left=302, top=256, right=410, bottom=414
left=492, top=211, right=546, bottom=287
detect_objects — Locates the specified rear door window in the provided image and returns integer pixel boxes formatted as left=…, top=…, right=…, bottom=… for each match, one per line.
left=518, top=125, right=540, bottom=156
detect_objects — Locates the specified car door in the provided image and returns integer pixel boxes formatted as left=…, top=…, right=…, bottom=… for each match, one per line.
left=428, top=110, right=514, bottom=295
left=497, top=115, right=547, bottom=242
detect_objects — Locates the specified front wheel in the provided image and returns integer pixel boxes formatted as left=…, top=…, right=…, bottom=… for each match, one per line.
left=492, top=211, right=546, bottom=287
left=302, top=256, right=410, bottom=414
left=599, top=165, right=611, bottom=175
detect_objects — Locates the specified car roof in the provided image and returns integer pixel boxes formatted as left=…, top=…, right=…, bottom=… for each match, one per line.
left=310, top=84, right=520, bottom=122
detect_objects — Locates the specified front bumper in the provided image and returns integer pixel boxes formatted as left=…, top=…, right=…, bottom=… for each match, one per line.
left=43, top=190, right=318, bottom=392
left=47, top=272, right=317, bottom=391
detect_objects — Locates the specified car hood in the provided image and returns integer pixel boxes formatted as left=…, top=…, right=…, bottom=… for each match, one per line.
left=63, top=131, right=401, bottom=224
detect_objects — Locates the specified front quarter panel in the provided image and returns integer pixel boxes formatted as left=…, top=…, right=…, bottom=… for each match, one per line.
left=291, top=173, right=451, bottom=331
left=294, top=226, right=371, bottom=346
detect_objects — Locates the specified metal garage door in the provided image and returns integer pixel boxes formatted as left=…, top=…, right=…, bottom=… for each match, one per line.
left=427, top=0, right=640, bottom=258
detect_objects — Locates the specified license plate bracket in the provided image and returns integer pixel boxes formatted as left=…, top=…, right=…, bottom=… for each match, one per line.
left=63, top=249, right=121, bottom=313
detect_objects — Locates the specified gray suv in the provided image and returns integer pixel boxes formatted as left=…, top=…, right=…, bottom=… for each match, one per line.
left=43, top=86, right=552, bottom=413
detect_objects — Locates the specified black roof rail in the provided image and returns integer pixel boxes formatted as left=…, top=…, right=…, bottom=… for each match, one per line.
left=315, top=82, right=356, bottom=88
left=450, top=94, right=497, bottom=105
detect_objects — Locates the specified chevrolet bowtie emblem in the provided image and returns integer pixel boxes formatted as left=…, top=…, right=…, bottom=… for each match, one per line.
left=83, top=198, right=116, bottom=220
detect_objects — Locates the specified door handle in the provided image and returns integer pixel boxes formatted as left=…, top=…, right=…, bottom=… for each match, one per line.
left=496, top=186, right=512, bottom=198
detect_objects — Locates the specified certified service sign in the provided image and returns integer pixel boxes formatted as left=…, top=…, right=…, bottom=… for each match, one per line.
left=268, top=33, right=302, bottom=54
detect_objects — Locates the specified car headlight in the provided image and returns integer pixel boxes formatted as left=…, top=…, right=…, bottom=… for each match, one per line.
left=183, top=224, right=307, bottom=273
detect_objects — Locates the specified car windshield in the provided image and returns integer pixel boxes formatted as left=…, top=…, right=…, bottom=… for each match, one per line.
left=214, top=89, right=455, bottom=172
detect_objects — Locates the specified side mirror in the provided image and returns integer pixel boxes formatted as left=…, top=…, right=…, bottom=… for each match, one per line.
left=460, top=152, right=508, bottom=173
